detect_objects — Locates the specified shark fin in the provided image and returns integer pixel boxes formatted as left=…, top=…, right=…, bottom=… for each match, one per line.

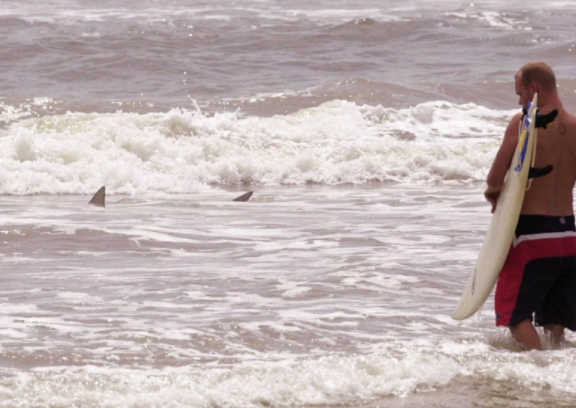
left=233, top=191, right=253, bottom=202
left=89, top=186, right=106, bottom=207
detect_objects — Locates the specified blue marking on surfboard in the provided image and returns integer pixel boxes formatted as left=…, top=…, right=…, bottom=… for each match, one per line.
left=515, top=101, right=533, bottom=172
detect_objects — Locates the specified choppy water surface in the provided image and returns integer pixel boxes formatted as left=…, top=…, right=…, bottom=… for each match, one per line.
left=1, top=0, right=576, bottom=116
left=1, top=187, right=576, bottom=407
left=2, top=0, right=576, bottom=407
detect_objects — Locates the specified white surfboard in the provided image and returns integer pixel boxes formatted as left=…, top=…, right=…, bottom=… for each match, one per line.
left=452, top=93, right=539, bottom=320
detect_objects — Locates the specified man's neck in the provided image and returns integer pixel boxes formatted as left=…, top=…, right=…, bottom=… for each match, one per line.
left=538, top=91, right=562, bottom=113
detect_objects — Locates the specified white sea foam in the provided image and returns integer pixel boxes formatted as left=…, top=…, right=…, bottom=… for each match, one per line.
left=1, top=0, right=572, bottom=25
left=0, top=3, right=381, bottom=24
left=447, top=11, right=526, bottom=30
left=0, top=100, right=513, bottom=195
left=0, top=342, right=575, bottom=408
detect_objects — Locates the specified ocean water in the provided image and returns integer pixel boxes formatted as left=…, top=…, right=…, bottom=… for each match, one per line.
left=1, top=0, right=576, bottom=407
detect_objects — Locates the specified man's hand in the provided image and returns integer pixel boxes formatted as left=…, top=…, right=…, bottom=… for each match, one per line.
left=484, top=186, right=501, bottom=213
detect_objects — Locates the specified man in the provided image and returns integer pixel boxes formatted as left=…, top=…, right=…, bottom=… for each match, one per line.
left=485, top=62, right=576, bottom=350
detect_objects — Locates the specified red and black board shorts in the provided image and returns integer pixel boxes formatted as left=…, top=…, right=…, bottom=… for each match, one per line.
left=495, top=214, right=576, bottom=330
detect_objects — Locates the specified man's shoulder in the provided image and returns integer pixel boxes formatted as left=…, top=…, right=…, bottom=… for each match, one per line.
left=562, top=110, right=576, bottom=126
left=505, top=111, right=523, bottom=133
left=556, top=109, right=576, bottom=136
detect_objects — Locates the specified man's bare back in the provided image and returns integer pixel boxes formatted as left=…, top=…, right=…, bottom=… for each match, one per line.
left=522, top=109, right=576, bottom=215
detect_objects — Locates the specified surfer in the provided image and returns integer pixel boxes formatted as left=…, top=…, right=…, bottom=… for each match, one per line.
left=485, top=62, right=576, bottom=350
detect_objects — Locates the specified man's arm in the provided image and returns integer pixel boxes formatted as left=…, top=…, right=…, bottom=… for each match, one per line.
left=485, top=112, right=522, bottom=212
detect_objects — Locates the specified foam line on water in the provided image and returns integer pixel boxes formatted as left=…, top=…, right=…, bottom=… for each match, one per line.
left=0, top=100, right=515, bottom=194
left=0, top=341, right=575, bottom=408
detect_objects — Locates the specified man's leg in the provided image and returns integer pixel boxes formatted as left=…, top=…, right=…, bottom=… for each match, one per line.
left=510, top=319, right=542, bottom=350
left=544, top=324, right=565, bottom=348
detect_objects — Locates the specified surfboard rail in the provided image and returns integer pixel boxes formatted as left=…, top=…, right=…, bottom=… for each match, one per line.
left=452, top=94, right=539, bottom=320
